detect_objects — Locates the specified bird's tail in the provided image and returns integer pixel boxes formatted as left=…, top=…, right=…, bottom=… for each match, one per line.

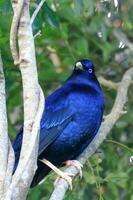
left=12, top=127, right=23, bottom=173
left=12, top=127, right=51, bottom=187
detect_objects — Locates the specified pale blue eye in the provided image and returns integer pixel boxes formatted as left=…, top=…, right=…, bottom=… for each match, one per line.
left=88, top=69, right=92, bottom=73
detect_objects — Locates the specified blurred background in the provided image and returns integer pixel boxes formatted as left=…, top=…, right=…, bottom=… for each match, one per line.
left=0, top=0, right=133, bottom=199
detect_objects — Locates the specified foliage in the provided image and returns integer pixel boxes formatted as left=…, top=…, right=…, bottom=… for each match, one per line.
left=0, top=0, right=133, bottom=199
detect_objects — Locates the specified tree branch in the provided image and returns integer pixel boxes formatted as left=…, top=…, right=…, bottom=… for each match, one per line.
left=31, top=0, right=46, bottom=25
left=4, top=0, right=45, bottom=199
left=47, top=46, right=62, bottom=73
left=0, top=52, right=9, bottom=197
left=3, top=141, right=15, bottom=194
left=49, top=67, right=133, bottom=200
left=10, top=0, right=25, bottom=64
left=98, top=76, right=119, bottom=90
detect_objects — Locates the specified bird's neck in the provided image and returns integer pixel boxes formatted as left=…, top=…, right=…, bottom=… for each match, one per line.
left=67, top=70, right=101, bottom=94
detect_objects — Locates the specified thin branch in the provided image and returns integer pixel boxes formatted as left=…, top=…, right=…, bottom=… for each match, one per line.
left=105, top=139, right=133, bottom=154
left=47, top=46, right=62, bottom=73
left=34, top=30, right=42, bottom=39
left=98, top=76, right=119, bottom=90
left=31, top=0, right=46, bottom=25
left=0, top=52, right=9, bottom=197
left=10, top=0, right=25, bottom=64
left=49, top=67, right=133, bottom=200
left=10, top=0, right=46, bottom=64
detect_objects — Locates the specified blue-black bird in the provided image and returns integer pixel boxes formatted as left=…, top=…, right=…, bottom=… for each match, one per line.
left=13, top=59, right=105, bottom=188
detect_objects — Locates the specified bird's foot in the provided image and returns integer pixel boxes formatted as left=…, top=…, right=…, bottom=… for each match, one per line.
left=54, top=172, right=74, bottom=190
left=40, top=159, right=74, bottom=190
left=65, top=160, right=83, bottom=178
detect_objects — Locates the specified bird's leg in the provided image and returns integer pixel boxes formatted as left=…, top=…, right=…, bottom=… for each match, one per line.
left=64, top=160, right=83, bottom=178
left=40, top=159, right=74, bottom=190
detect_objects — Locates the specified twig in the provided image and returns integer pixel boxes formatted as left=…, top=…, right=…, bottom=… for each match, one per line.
left=34, top=30, right=42, bottom=39
left=31, top=0, right=46, bottom=25
left=87, top=161, right=102, bottom=198
left=105, top=139, right=133, bottom=154
left=95, top=158, right=104, bottom=200
left=49, top=67, right=133, bottom=200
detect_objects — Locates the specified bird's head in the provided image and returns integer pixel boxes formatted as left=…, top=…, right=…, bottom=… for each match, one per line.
left=74, top=59, right=94, bottom=75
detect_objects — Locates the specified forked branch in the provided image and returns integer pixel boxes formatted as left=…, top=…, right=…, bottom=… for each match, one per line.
left=4, top=0, right=45, bottom=199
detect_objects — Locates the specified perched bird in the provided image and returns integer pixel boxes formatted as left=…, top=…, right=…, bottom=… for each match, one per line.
left=13, top=59, right=105, bottom=188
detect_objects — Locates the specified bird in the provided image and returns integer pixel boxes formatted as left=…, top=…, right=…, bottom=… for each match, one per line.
left=13, top=59, right=105, bottom=189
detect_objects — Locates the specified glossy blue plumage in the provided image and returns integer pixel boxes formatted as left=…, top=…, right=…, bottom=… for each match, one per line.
left=13, top=59, right=105, bottom=187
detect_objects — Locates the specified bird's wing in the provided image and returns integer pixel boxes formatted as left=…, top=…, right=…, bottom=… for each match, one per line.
left=13, top=83, right=74, bottom=158
left=39, top=104, right=73, bottom=155
left=13, top=106, right=73, bottom=157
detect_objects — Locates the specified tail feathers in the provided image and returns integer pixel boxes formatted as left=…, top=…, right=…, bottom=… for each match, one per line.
left=12, top=127, right=51, bottom=188
left=12, top=127, right=23, bottom=173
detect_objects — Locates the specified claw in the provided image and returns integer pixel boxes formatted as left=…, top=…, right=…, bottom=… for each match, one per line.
left=65, top=160, right=83, bottom=178
left=40, top=159, right=74, bottom=190
left=54, top=172, right=74, bottom=190
left=40, top=159, right=83, bottom=189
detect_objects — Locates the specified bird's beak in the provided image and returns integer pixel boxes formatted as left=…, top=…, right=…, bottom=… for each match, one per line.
left=75, top=61, right=83, bottom=70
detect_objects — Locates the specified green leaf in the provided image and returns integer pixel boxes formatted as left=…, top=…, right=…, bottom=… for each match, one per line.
left=83, top=0, right=94, bottom=16
left=104, top=172, right=129, bottom=183
left=73, top=38, right=88, bottom=57
left=0, top=0, right=12, bottom=13
left=58, top=6, right=76, bottom=23
left=43, top=3, right=59, bottom=28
